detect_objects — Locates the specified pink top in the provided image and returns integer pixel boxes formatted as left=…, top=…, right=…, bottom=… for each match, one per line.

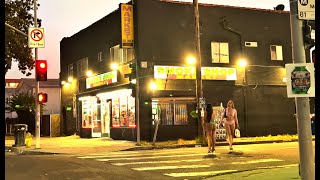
left=225, top=108, right=238, bottom=125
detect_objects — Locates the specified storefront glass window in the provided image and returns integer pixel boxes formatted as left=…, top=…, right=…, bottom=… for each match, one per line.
left=112, top=98, right=120, bottom=127
left=152, top=98, right=192, bottom=126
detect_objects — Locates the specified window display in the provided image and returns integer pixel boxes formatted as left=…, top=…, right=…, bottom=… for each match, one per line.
left=128, top=96, right=135, bottom=127
left=81, top=98, right=99, bottom=128
left=112, top=98, right=120, bottom=127
left=120, top=96, right=128, bottom=127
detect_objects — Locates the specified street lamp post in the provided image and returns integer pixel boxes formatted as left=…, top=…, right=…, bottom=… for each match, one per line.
left=193, top=0, right=204, bottom=138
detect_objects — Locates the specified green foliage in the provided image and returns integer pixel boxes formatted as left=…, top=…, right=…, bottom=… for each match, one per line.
left=5, top=0, right=42, bottom=76
left=8, top=92, right=45, bottom=134
left=9, top=92, right=36, bottom=114
left=195, top=136, right=207, bottom=145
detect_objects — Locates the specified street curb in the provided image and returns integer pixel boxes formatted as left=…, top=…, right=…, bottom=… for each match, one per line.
left=5, top=138, right=314, bottom=154
left=5, top=146, right=61, bottom=155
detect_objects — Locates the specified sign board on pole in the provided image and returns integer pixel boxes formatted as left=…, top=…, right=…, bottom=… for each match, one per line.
left=297, top=0, right=315, bottom=20
left=285, top=63, right=315, bottom=98
left=28, top=27, right=45, bottom=48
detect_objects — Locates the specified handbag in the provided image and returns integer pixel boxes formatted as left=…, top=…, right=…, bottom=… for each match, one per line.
left=235, top=128, right=241, bottom=138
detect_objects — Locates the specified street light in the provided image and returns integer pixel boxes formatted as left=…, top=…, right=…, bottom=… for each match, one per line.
left=110, top=63, right=119, bottom=70
left=149, top=82, right=157, bottom=91
left=186, top=55, right=196, bottom=66
left=86, top=70, right=93, bottom=77
left=68, top=76, right=73, bottom=82
left=237, top=58, right=247, bottom=85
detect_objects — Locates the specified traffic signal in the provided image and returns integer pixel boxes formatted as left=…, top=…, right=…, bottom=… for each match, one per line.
left=36, top=60, right=47, bottom=81
left=38, top=93, right=48, bottom=103
left=303, top=20, right=315, bottom=48
left=129, top=62, right=136, bottom=82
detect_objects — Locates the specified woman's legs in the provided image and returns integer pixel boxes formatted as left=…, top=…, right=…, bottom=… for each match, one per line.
left=225, top=124, right=232, bottom=148
left=206, top=124, right=213, bottom=152
left=211, top=126, right=216, bottom=152
left=229, top=123, right=236, bottom=149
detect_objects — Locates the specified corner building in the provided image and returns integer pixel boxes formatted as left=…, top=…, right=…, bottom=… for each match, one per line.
left=60, top=0, right=303, bottom=141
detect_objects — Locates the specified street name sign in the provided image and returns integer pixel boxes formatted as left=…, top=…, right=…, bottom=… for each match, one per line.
left=285, top=63, right=315, bottom=98
left=297, top=0, right=315, bottom=20
left=28, top=27, right=45, bottom=48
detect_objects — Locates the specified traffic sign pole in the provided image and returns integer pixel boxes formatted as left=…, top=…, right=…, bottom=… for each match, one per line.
left=33, top=0, right=41, bottom=149
left=289, top=1, right=314, bottom=179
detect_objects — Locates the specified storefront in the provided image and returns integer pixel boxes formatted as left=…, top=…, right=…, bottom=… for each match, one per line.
left=78, top=70, right=136, bottom=138
left=79, top=89, right=135, bottom=138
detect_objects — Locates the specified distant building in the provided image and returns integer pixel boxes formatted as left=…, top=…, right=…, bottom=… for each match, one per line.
left=5, top=79, right=20, bottom=119
left=15, top=78, right=61, bottom=115
left=60, top=0, right=305, bottom=140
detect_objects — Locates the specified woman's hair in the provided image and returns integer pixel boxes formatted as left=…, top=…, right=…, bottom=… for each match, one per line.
left=206, top=104, right=213, bottom=122
left=227, top=100, right=235, bottom=109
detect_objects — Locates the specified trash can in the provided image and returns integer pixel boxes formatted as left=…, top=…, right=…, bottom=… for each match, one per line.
left=13, top=124, right=28, bottom=147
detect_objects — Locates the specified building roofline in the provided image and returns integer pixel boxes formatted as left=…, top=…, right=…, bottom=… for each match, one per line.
left=160, top=0, right=290, bottom=14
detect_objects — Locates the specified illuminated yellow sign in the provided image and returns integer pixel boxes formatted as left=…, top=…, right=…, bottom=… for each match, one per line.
left=154, top=66, right=237, bottom=80
left=86, top=71, right=118, bottom=89
left=121, top=4, right=134, bottom=48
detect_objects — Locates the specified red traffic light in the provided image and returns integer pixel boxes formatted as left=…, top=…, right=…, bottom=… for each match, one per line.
left=36, top=60, right=47, bottom=81
left=38, top=93, right=48, bottom=103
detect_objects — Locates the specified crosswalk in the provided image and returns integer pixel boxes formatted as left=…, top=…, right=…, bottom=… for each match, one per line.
left=76, top=148, right=296, bottom=178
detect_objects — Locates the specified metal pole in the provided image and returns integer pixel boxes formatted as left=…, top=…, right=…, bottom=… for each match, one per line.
left=136, top=61, right=141, bottom=145
left=193, top=0, right=203, bottom=138
left=289, top=1, right=314, bottom=179
left=33, top=0, right=41, bottom=149
left=5, top=23, right=28, bottom=37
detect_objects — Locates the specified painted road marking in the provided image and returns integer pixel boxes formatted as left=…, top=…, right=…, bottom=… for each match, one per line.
left=164, top=170, right=238, bottom=177
left=257, top=164, right=298, bottom=169
left=95, top=153, right=207, bottom=161
left=112, top=159, right=204, bottom=166
left=132, top=164, right=212, bottom=171
left=77, top=151, right=209, bottom=159
left=231, top=158, right=284, bottom=164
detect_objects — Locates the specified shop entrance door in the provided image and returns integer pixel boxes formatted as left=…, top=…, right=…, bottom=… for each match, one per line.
left=91, top=102, right=102, bottom=138
left=101, top=100, right=111, bottom=137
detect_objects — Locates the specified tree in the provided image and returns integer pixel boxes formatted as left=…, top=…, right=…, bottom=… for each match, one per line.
left=8, top=92, right=45, bottom=134
left=5, top=0, right=41, bottom=76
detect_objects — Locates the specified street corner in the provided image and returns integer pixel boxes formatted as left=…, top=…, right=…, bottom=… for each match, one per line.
left=5, top=146, right=60, bottom=155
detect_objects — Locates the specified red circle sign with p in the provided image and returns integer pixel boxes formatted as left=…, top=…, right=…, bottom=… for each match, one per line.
left=28, top=27, right=45, bottom=48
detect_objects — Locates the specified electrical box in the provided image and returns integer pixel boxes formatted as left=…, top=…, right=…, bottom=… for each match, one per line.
left=245, top=42, right=258, bottom=47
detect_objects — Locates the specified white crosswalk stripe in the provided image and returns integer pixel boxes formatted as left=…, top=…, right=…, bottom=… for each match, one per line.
left=76, top=149, right=288, bottom=178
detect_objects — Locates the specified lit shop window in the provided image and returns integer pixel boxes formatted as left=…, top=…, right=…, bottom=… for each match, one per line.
left=211, top=42, right=229, bottom=63
left=270, top=45, right=283, bottom=61
left=81, top=98, right=99, bottom=128
left=111, top=96, right=135, bottom=128
left=152, top=99, right=189, bottom=125
left=110, top=45, right=135, bottom=64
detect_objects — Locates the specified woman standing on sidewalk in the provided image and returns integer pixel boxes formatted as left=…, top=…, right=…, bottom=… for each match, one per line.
left=221, top=100, right=239, bottom=152
left=204, top=104, right=217, bottom=154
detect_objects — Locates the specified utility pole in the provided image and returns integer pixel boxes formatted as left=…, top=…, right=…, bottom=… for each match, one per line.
left=289, top=1, right=314, bottom=179
left=193, top=0, right=204, bottom=138
left=135, top=60, right=141, bottom=146
left=33, top=0, right=41, bottom=149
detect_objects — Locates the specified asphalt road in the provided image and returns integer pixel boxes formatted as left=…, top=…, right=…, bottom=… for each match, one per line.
left=5, top=142, right=314, bottom=180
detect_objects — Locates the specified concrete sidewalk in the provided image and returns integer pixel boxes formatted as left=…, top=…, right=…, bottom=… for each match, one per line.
left=5, top=134, right=313, bottom=155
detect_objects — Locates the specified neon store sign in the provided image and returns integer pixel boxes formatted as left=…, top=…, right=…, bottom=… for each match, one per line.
left=86, top=71, right=118, bottom=89
left=154, top=65, right=237, bottom=80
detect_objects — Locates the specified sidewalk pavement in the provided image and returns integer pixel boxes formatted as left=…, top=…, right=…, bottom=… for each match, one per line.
left=5, top=135, right=313, bottom=155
